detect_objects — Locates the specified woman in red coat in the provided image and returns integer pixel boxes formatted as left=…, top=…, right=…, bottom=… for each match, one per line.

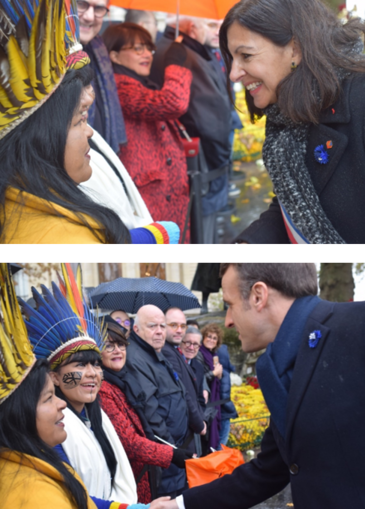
left=102, top=23, right=193, bottom=242
left=99, top=319, right=192, bottom=503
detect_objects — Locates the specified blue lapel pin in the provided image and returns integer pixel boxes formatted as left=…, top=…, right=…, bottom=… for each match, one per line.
left=314, top=145, right=329, bottom=164
left=308, top=330, right=322, bottom=348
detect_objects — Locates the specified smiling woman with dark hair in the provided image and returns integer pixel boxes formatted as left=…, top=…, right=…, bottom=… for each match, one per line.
left=0, top=263, right=95, bottom=509
left=102, top=22, right=193, bottom=242
left=219, top=0, right=365, bottom=245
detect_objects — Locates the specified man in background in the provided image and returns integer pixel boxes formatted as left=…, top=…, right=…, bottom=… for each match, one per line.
left=126, top=305, right=190, bottom=498
left=124, top=9, right=159, bottom=42
left=163, top=308, right=206, bottom=454
left=77, top=0, right=126, bottom=153
left=150, top=16, right=232, bottom=243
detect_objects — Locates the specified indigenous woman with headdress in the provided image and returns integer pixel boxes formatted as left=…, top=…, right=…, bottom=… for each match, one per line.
left=0, top=0, right=179, bottom=244
left=19, top=264, right=169, bottom=509
left=0, top=264, right=97, bottom=509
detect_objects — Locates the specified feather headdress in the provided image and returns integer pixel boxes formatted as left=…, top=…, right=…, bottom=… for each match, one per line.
left=0, top=263, right=36, bottom=405
left=0, top=0, right=90, bottom=140
left=19, top=263, right=106, bottom=370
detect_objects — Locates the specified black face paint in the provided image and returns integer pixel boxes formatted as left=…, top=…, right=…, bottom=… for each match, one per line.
left=62, top=371, right=82, bottom=388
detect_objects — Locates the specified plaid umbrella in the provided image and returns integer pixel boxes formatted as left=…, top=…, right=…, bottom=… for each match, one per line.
left=88, top=277, right=201, bottom=313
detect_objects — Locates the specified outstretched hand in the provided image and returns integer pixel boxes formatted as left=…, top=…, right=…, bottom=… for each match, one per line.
left=150, top=497, right=173, bottom=509
left=151, top=499, right=179, bottom=509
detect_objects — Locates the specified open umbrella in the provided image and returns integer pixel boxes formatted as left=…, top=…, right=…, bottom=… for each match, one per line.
left=111, top=0, right=237, bottom=20
left=89, top=276, right=201, bottom=313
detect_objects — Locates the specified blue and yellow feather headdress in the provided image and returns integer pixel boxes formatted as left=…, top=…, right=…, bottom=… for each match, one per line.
left=0, top=0, right=90, bottom=140
left=0, top=263, right=36, bottom=405
left=19, top=263, right=106, bottom=370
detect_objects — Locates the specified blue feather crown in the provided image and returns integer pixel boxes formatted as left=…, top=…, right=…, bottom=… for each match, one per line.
left=19, top=282, right=106, bottom=369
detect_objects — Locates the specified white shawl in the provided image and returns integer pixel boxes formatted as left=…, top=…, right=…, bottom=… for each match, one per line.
left=80, top=128, right=153, bottom=229
left=61, top=407, right=137, bottom=504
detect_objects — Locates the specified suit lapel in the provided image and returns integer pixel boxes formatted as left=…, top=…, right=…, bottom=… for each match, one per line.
left=285, top=301, right=334, bottom=449
left=306, top=76, right=352, bottom=196
left=306, top=124, right=348, bottom=195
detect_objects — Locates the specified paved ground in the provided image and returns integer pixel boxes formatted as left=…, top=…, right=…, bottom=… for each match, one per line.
left=217, top=160, right=273, bottom=244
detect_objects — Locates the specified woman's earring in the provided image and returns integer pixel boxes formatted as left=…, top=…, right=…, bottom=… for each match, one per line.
left=291, top=61, right=297, bottom=72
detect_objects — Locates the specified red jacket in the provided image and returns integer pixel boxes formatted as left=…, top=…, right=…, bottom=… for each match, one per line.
left=99, top=380, right=173, bottom=503
left=115, top=65, right=193, bottom=242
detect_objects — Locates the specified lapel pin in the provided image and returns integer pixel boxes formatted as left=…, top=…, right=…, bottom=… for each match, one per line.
left=308, top=330, right=322, bottom=348
left=326, top=140, right=333, bottom=149
left=314, top=145, right=329, bottom=164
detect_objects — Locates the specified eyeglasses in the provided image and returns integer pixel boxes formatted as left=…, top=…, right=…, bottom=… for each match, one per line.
left=104, top=342, right=127, bottom=353
left=115, top=318, right=131, bottom=327
left=181, top=340, right=200, bottom=349
left=76, top=1, right=109, bottom=18
left=167, top=323, right=187, bottom=331
left=120, top=44, right=155, bottom=56
left=205, top=334, right=218, bottom=341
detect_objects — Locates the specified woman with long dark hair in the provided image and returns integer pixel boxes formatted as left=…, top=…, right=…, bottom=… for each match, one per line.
left=19, top=265, right=169, bottom=509
left=219, top=0, right=365, bottom=244
left=0, top=359, right=96, bottom=509
left=99, top=320, right=192, bottom=503
left=0, top=0, right=179, bottom=244
left=102, top=23, right=193, bottom=242
left=0, top=263, right=95, bottom=509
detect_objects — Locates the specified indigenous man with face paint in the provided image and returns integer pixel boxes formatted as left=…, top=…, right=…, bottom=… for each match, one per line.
left=125, top=305, right=191, bottom=498
left=157, top=263, right=365, bottom=509
left=162, top=309, right=206, bottom=456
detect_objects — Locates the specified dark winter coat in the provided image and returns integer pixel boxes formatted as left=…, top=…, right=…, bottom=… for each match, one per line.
left=125, top=330, right=189, bottom=494
left=217, top=345, right=238, bottom=421
left=162, top=342, right=205, bottom=436
left=190, top=357, right=206, bottom=411
left=150, top=26, right=232, bottom=216
left=114, top=64, right=192, bottom=240
left=235, top=73, right=365, bottom=244
left=183, top=299, right=365, bottom=509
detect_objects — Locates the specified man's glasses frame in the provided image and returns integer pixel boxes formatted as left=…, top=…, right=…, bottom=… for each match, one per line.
left=181, top=340, right=200, bottom=350
left=76, top=0, right=109, bottom=18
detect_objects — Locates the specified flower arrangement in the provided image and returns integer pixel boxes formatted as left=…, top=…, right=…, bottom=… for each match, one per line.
left=227, top=383, right=270, bottom=451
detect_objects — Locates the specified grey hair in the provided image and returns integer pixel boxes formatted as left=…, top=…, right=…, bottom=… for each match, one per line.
left=185, top=326, right=202, bottom=341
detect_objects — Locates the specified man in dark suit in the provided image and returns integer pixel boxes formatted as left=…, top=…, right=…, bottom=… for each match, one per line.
left=159, top=263, right=365, bottom=509
left=162, top=308, right=206, bottom=451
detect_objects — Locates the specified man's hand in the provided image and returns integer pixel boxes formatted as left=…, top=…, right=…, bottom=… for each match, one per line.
left=150, top=497, right=172, bottom=509
left=203, top=389, right=209, bottom=404
left=200, top=421, right=207, bottom=435
left=152, top=500, right=178, bottom=509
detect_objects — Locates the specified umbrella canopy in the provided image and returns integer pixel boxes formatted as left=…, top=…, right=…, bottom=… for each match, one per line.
left=111, top=0, right=237, bottom=19
left=89, top=277, right=201, bottom=313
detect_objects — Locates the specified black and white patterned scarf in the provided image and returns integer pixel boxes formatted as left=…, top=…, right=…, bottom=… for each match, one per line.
left=262, top=102, right=345, bottom=244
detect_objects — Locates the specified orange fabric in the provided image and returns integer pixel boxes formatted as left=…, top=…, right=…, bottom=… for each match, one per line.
left=111, top=0, right=237, bottom=19
left=185, top=445, right=244, bottom=488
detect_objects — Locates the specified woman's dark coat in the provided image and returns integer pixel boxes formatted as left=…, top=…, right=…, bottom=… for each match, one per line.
left=236, top=74, right=365, bottom=244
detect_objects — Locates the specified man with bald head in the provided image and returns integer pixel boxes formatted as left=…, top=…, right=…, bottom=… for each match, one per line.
left=126, top=305, right=191, bottom=497
left=150, top=15, right=232, bottom=243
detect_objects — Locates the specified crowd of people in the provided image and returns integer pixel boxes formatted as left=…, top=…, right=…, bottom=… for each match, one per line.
left=2, top=262, right=365, bottom=509
left=0, top=263, right=238, bottom=508
left=1, top=0, right=364, bottom=243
